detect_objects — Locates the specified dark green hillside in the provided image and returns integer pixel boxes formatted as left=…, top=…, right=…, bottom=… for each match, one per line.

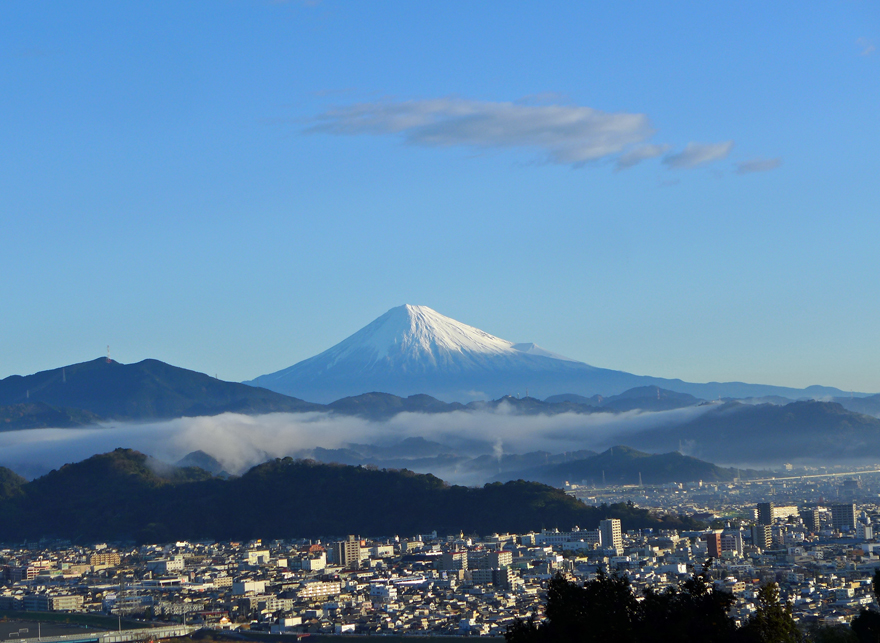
left=492, top=446, right=744, bottom=487
left=0, top=467, right=26, bottom=500
left=0, top=449, right=701, bottom=544
left=0, top=357, right=321, bottom=423
left=0, top=401, right=101, bottom=431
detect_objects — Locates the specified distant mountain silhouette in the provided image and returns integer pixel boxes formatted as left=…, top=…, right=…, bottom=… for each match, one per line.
left=327, top=392, right=466, bottom=420
left=545, top=387, right=703, bottom=413
left=623, top=400, right=880, bottom=464
left=247, top=304, right=863, bottom=402
left=492, top=446, right=756, bottom=486
left=599, top=386, right=702, bottom=412
left=0, top=357, right=321, bottom=424
left=467, top=395, right=606, bottom=416
left=834, top=393, right=880, bottom=418
left=545, top=393, right=604, bottom=406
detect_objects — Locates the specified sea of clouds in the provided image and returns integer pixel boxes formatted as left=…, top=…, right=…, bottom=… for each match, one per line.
left=0, top=402, right=714, bottom=483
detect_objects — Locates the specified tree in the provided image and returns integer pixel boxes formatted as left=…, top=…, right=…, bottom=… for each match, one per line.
left=638, top=563, right=736, bottom=643
left=736, top=582, right=802, bottom=643
left=506, top=565, right=737, bottom=643
left=808, top=623, right=859, bottom=643
left=851, top=569, right=880, bottom=643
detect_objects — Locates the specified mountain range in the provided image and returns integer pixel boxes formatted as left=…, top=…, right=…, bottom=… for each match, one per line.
left=247, top=305, right=862, bottom=403
left=0, top=358, right=706, bottom=430
left=0, top=357, right=320, bottom=427
left=489, top=446, right=765, bottom=487
left=3, top=353, right=880, bottom=473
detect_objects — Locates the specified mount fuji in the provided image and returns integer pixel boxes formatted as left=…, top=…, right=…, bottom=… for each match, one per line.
left=247, top=305, right=856, bottom=403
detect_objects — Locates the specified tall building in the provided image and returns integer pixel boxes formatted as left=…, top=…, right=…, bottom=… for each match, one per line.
left=599, top=519, right=622, bottom=552
left=90, top=552, right=121, bottom=567
left=469, top=550, right=513, bottom=570
left=751, top=524, right=772, bottom=550
left=831, top=504, right=857, bottom=532
left=440, top=551, right=468, bottom=571
left=799, top=508, right=820, bottom=532
left=705, top=531, right=722, bottom=558
left=333, top=535, right=362, bottom=569
left=720, top=530, right=744, bottom=557
left=757, top=502, right=774, bottom=525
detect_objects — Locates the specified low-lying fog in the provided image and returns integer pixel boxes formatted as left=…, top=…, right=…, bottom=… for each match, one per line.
left=0, top=403, right=714, bottom=483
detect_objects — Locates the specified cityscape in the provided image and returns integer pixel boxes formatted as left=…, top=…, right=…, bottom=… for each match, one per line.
left=2, top=469, right=880, bottom=637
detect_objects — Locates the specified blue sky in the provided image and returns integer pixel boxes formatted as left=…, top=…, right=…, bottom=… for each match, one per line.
left=2, top=1, right=878, bottom=392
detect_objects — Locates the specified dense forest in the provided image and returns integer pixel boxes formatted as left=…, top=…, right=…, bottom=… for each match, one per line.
left=0, top=449, right=702, bottom=544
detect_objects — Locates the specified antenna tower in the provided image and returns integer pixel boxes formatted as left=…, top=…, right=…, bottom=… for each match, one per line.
left=106, top=346, right=111, bottom=363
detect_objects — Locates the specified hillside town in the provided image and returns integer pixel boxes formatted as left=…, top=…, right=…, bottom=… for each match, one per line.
left=1, top=470, right=880, bottom=637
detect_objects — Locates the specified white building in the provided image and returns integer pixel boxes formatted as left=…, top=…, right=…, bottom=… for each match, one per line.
left=232, top=579, right=266, bottom=595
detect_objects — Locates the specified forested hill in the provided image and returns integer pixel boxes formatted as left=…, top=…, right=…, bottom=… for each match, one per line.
left=0, top=357, right=321, bottom=424
left=0, top=449, right=702, bottom=544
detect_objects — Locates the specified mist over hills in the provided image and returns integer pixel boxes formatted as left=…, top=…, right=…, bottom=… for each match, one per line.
left=247, top=305, right=861, bottom=403
left=490, top=446, right=766, bottom=487
left=0, top=355, right=879, bottom=481
left=0, top=449, right=702, bottom=544
left=623, top=400, right=880, bottom=465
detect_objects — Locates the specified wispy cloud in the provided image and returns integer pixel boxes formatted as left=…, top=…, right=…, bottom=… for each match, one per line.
left=307, top=97, right=656, bottom=167
left=615, top=144, right=671, bottom=171
left=663, top=141, right=734, bottom=169
left=857, top=38, right=875, bottom=56
left=736, top=157, right=782, bottom=174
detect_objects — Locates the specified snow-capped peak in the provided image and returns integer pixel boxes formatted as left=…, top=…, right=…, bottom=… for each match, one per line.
left=248, top=304, right=588, bottom=401
left=323, top=304, right=518, bottom=366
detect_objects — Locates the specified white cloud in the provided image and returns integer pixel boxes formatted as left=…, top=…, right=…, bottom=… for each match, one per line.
left=307, top=97, right=655, bottom=167
left=0, top=406, right=713, bottom=484
left=858, top=38, right=875, bottom=56
left=663, top=141, right=734, bottom=169
left=736, top=157, right=782, bottom=174
left=615, top=143, right=671, bottom=170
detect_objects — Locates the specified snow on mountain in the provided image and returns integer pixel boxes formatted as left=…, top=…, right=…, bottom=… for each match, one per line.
left=246, top=305, right=858, bottom=404
left=247, top=304, right=600, bottom=402
left=319, top=305, right=523, bottom=368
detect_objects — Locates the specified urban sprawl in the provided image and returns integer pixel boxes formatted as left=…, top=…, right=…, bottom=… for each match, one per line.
left=3, top=468, right=880, bottom=637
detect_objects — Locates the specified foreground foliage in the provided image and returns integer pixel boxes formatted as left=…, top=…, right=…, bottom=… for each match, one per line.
left=506, top=567, right=804, bottom=643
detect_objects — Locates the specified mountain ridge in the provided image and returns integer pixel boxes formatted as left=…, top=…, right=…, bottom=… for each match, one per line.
left=491, top=445, right=762, bottom=487
left=247, top=304, right=865, bottom=403
left=0, top=357, right=322, bottom=423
